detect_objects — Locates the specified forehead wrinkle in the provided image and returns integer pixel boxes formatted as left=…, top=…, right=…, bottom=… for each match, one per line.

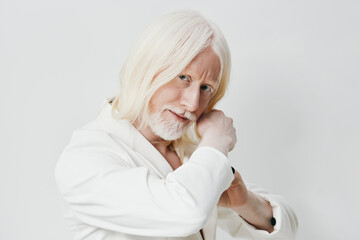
left=183, top=62, right=219, bottom=86
left=181, top=47, right=221, bottom=87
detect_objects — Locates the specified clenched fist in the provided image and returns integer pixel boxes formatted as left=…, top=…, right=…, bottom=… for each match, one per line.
left=196, top=109, right=237, bottom=156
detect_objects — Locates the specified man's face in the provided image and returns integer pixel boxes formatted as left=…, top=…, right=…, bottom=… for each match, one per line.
left=147, top=47, right=221, bottom=140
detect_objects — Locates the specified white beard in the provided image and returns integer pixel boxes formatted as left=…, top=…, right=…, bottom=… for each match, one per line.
left=148, top=105, right=196, bottom=141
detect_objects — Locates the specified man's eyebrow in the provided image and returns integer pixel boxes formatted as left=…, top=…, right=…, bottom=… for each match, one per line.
left=209, top=77, right=218, bottom=85
left=183, top=69, right=218, bottom=86
left=203, top=75, right=218, bottom=88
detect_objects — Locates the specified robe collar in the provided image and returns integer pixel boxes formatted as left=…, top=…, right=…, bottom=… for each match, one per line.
left=96, top=101, right=174, bottom=178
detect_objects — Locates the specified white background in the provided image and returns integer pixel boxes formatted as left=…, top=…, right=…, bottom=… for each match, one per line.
left=1, top=0, right=359, bottom=239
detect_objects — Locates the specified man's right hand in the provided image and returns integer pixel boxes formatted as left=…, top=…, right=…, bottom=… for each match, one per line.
left=196, top=109, right=237, bottom=156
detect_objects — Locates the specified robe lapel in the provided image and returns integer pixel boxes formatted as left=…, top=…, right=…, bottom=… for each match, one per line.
left=97, top=102, right=174, bottom=179
left=131, top=125, right=174, bottom=178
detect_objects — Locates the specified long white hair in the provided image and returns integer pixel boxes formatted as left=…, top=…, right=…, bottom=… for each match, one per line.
left=110, top=10, right=231, bottom=159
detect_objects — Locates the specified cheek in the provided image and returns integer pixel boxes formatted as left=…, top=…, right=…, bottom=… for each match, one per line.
left=195, top=99, right=210, bottom=118
left=148, top=92, right=162, bottom=114
left=149, top=86, right=180, bottom=112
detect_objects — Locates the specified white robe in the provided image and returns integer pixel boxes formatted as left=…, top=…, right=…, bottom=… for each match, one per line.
left=55, top=101, right=298, bottom=240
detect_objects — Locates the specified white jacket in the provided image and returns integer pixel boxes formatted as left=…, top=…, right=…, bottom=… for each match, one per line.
left=55, top=101, right=298, bottom=240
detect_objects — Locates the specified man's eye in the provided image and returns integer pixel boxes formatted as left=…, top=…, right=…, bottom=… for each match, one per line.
left=201, top=85, right=212, bottom=93
left=179, top=75, right=190, bottom=82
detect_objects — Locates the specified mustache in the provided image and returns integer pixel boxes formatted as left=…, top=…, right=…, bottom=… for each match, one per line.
left=162, top=105, right=196, bottom=121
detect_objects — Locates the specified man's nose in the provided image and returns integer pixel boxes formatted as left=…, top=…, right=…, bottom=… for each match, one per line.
left=180, top=85, right=200, bottom=112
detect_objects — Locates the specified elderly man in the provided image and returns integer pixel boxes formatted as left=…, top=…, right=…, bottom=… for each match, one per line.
left=55, top=11, right=298, bottom=240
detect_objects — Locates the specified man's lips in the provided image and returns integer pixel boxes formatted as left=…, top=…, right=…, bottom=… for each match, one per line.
left=168, top=110, right=188, bottom=121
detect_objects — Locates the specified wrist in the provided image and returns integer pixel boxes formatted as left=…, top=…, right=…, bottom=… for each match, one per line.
left=198, top=134, right=231, bottom=156
left=232, top=191, right=274, bottom=233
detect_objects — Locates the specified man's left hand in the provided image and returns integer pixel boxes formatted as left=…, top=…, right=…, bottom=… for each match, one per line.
left=217, top=169, right=249, bottom=209
left=217, top=169, right=275, bottom=233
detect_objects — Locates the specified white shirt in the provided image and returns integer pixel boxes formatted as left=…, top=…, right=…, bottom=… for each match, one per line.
left=55, top=101, right=298, bottom=240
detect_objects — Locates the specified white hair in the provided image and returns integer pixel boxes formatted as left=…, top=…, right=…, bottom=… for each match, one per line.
left=110, top=10, right=231, bottom=159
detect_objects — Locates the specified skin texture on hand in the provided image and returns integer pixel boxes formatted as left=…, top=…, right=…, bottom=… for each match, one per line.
left=196, top=109, right=237, bottom=156
left=218, top=169, right=275, bottom=233
left=217, top=170, right=249, bottom=208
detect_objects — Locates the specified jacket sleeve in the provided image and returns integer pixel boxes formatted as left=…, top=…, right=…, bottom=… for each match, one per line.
left=217, top=182, right=298, bottom=240
left=55, top=129, right=234, bottom=237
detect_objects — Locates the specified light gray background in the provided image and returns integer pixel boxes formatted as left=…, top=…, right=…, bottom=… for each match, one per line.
left=1, top=0, right=359, bottom=239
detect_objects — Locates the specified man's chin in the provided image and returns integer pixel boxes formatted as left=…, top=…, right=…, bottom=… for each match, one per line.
left=148, top=113, right=193, bottom=141
left=155, top=130, right=185, bottom=141
left=150, top=124, right=188, bottom=141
